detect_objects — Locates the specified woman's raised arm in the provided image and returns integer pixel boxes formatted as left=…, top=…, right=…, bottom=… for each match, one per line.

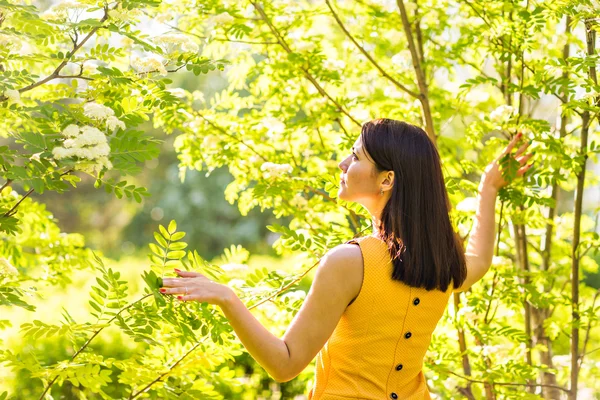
left=454, top=132, right=534, bottom=292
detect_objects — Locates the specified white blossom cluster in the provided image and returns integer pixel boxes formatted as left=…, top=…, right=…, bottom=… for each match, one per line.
left=41, top=0, right=87, bottom=21
left=489, top=105, right=515, bottom=122
left=213, top=11, right=235, bottom=24
left=81, top=102, right=125, bottom=131
left=52, top=124, right=113, bottom=174
left=258, top=117, right=286, bottom=135
left=131, top=55, right=168, bottom=76
left=220, top=263, right=249, bottom=272
left=0, top=34, right=20, bottom=51
left=0, top=257, right=18, bottom=277
left=260, top=162, right=293, bottom=179
left=455, top=197, right=477, bottom=212
left=153, top=34, right=199, bottom=55
left=289, top=194, right=308, bottom=208
left=2, top=89, right=23, bottom=105
left=83, top=102, right=115, bottom=119
left=108, top=5, right=143, bottom=22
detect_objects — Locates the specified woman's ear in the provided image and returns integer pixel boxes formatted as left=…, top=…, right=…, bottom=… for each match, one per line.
left=381, top=170, right=394, bottom=191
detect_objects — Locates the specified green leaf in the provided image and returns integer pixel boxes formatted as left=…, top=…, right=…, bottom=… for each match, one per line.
left=166, top=250, right=186, bottom=259
left=170, top=231, right=185, bottom=241
left=168, top=220, right=177, bottom=234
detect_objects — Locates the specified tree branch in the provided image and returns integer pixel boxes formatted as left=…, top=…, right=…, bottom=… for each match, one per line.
left=396, top=0, right=436, bottom=143
left=324, top=0, right=420, bottom=99
left=443, top=368, right=569, bottom=393
left=569, top=18, right=596, bottom=400
left=39, top=294, right=153, bottom=400
left=250, top=1, right=361, bottom=127
left=0, top=8, right=110, bottom=103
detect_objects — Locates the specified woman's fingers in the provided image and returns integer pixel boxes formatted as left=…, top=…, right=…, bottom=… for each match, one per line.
left=161, top=277, right=188, bottom=287
left=514, top=139, right=531, bottom=157
left=175, top=295, right=199, bottom=302
left=160, top=287, right=185, bottom=294
left=498, top=132, right=523, bottom=160
left=175, top=269, right=204, bottom=278
left=517, top=152, right=534, bottom=164
left=518, top=163, right=534, bottom=176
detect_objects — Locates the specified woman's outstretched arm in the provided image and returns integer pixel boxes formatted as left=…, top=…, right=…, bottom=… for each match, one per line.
left=455, top=132, right=534, bottom=292
left=219, top=243, right=362, bottom=382
left=161, top=243, right=362, bottom=382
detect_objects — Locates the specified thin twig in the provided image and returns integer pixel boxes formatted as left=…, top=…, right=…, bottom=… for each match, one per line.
left=0, top=7, right=110, bottom=103
left=196, top=111, right=269, bottom=162
left=249, top=1, right=361, bottom=127
left=396, top=0, right=436, bottom=142
left=324, top=0, right=419, bottom=99
left=39, top=294, right=152, bottom=400
left=443, top=369, right=569, bottom=393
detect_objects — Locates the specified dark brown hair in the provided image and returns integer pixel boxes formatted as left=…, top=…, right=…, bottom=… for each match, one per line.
left=360, top=118, right=467, bottom=292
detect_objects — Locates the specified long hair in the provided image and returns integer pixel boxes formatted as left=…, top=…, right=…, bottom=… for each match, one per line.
left=360, top=118, right=467, bottom=292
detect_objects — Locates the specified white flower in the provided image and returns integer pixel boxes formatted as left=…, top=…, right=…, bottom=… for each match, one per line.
left=457, top=306, right=478, bottom=321
left=153, top=34, right=199, bottom=55
left=220, top=263, right=248, bottom=271
left=78, top=156, right=112, bottom=174
left=106, top=116, right=126, bottom=131
left=65, top=126, right=107, bottom=147
left=61, top=124, right=80, bottom=138
left=466, top=89, right=490, bottom=104
left=324, top=59, right=346, bottom=70
left=289, top=194, right=308, bottom=208
left=167, top=88, right=188, bottom=98
left=391, top=50, right=412, bottom=70
left=0, top=257, right=18, bottom=277
left=260, top=162, right=293, bottom=179
left=456, top=197, right=477, bottom=212
left=40, top=9, right=64, bottom=20
left=3, top=89, right=23, bottom=105
left=131, top=55, right=168, bottom=76
left=89, top=142, right=111, bottom=158
left=295, top=41, right=316, bottom=52
left=202, top=135, right=219, bottom=149
left=213, top=11, right=235, bottom=24
left=490, top=105, right=515, bottom=122
left=84, top=103, right=115, bottom=119
left=108, top=5, right=142, bottom=22
left=0, top=34, right=19, bottom=50
left=53, top=0, right=87, bottom=12
left=227, top=279, right=247, bottom=288
left=259, top=117, right=286, bottom=135
left=52, top=146, right=73, bottom=159
left=41, top=0, right=86, bottom=20
left=82, top=63, right=98, bottom=75
left=120, top=37, right=134, bottom=48
left=156, top=11, right=176, bottom=23
left=281, top=290, right=306, bottom=302
left=52, top=123, right=111, bottom=175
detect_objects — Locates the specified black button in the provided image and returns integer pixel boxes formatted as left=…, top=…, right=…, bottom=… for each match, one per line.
left=390, top=393, right=398, bottom=399
left=413, top=297, right=420, bottom=305
left=395, top=363, right=403, bottom=371
left=404, top=332, right=412, bottom=339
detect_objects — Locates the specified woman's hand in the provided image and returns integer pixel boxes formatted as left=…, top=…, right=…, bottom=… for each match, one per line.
left=480, top=132, right=534, bottom=192
left=160, top=269, right=233, bottom=307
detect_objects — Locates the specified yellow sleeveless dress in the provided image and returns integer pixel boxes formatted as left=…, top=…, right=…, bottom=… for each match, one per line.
left=307, top=235, right=454, bottom=400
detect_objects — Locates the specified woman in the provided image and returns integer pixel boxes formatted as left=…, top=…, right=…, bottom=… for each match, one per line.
left=160, top=118, right=534, bottom=399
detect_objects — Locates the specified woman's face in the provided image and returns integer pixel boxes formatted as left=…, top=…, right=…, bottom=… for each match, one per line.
left=338, top=137, right=381, bottom=204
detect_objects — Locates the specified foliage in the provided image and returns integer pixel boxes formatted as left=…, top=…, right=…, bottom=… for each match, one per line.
left=1, top=0, right=600, bottom=398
